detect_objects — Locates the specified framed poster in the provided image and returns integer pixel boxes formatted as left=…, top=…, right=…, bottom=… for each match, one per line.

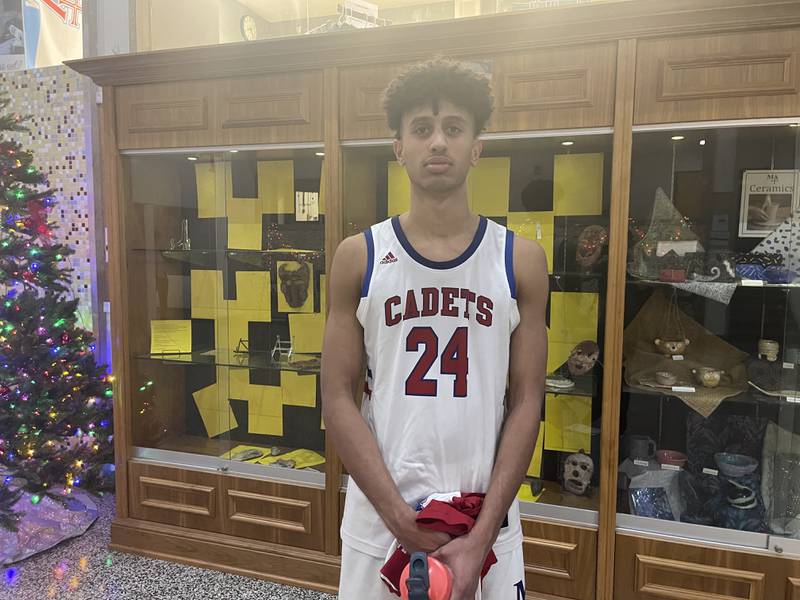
left=739, top=170, right=799, bottom=238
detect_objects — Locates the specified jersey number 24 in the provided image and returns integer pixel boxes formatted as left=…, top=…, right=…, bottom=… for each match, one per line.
left=405, top=326, right=468, bottom=397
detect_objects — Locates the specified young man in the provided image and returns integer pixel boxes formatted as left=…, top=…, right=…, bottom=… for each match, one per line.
left=321, top=59, right=548, bottom=599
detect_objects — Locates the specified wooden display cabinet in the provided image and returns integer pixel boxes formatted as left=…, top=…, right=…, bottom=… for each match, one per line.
left=67, top=1, right=800, bottom=597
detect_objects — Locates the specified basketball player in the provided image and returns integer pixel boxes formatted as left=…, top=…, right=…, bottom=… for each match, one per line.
left=321, top=59, right=548, bottom=600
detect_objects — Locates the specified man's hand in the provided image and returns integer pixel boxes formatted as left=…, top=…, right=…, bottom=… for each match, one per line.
left=392, top=508, right=452, bottom=554
left=431, top=534, right=488, bottom=600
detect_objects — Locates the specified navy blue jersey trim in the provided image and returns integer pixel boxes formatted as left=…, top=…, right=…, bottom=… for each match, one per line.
left=391, top=215, right=488, bottom=270
left=505, top=229, right=517, bottom=299
left=361, top=228, right=375, bottom=297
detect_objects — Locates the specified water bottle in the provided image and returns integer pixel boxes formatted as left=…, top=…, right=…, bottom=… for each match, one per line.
left=400, top=552, right=453, bottom=600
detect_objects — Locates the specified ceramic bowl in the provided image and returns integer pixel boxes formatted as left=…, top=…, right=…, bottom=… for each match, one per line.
left=655, top=371, right=678, bottom=386
left=714, top=453, right=758, bottom=478
left=735, top=263, right=766, bottom=280
left=656, top=449, right=687, bottom=468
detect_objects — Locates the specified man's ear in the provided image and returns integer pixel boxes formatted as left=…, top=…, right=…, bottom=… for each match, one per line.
left=393, top=138, right=405, bottom=166
left=470, top=139, right=483, bottom=166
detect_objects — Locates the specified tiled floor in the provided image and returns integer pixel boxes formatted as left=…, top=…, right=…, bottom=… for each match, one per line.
left=1, top=494, right=338, bottom=600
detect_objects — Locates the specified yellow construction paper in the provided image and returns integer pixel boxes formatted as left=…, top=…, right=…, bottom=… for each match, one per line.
left=517, top=483, right=543, bottom=503
left=544, top=394, right=592, bottom=453
left=507, top=211, right=554, bottom=273
left=319, top=160, right=326, bottom=215
left=468, top=157, right=509, bottom=217
left=258, top=448, right=325, bottom=469
left=259, top=161, right=295, bottom=214
left=195, top=162, right=226, bottom=219
left=226, top=309, right=256, bottom=352
left=320, top=274, right=327, bottom=314
left=150, top=320, right=192, bottom=354
left=229, top=369, right=284, bottom=436
left=193, top=368, right=238, bottom=438
left=228, top=223, right=262, bottom=251
left=547, top=291, right=599, bottom=373
left=553, top=153, right=603, bottom=216
left=233, top=271, right=271, bottom=315
left=289, top=313, right=325, bottom=353
left=223, top=444, right=271, bottom=462
left=190, top=270, right=223, bottom=320
left=388, top=161, right=411, bottom=216
left=277, top=261, right=315, bottom=313
left=526, top=424, right=545, bottom=478
left=282, top=371, right=317, bottom=408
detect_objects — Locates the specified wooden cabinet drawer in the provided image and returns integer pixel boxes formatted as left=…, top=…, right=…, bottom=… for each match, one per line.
left=128, top=460, right=224, bottom=532
left=222, top=476, right=325, bottom=552
left=489, top=42, right=617, bottom=133
left=215, top=71, right=324, bottom=145
left=614, top=532, right=800, bottom=600
left=522, top=518, right=597, bottom=600
left=116, top=80, right=216, bottom=150
left=634, top=28, right=800, bottom=125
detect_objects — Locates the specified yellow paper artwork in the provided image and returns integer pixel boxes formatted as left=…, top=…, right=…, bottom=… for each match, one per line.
left=192, top=367, right=238, bottom=438
left=547, top=291, right=598, bottom=374
left=289, top=313, right=326, bottom=353
left=467, top=157, right=509, bottom=217
left=526, top=424, right=545, bottom=478
left=507, top=211, right=554, bottom=273
left=281, top=371, right=317, bottom=408
left=259, top=160, right=295, bottom=215
left=388, top=161, right=411, bottom=217
left=544, top=394, right=592, bottom=453
left=553, top=153, right=603, bottom=216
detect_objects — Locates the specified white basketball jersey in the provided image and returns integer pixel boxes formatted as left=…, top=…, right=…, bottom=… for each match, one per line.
left=340, top=215, right=523, bottom=558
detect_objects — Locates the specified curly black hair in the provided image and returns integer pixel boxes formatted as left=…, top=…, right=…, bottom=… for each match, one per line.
left=382, top=58, right=494, bottom=139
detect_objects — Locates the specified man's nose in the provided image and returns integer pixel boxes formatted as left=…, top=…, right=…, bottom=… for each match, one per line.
left=428, top=127, right=447, bottom=151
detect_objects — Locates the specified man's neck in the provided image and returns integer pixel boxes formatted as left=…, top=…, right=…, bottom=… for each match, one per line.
left=405, top=183, right=476, bottom=239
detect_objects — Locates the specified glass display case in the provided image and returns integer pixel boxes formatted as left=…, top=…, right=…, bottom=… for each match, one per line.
left=125, top=146, right=328, bottom=485
left=618, top=123, right=800, bottom=548
left=342, top=130, right=614, bottom=523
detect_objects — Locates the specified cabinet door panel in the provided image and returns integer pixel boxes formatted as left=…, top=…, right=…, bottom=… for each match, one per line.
left=490, top=42, right=617, bottom=132
left=128, top=460, right=224, bottom=532
left=522, top=518, right=597, bottom=600
left=635, top=29, right=800, bottom=124
left=222, top=476, right=325, bottom=552
left=216, top=71, right=324, bottom=145
left=116, top=80, right=215, bottom=149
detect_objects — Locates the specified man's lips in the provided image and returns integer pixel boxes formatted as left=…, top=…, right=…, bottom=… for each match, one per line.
left=424, top=157, right=452, bottom=165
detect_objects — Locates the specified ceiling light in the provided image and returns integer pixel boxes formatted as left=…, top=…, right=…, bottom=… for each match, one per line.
left=229, top=150, right=238, bottom=153
left=561, top=141, right=574, bottom=147
left=315, top=152, right=325, bottom=156
left=699, top=139, right=706, bottom=146
left=187, top=156, right=198, bottom=161
left=790, top=123, right=800, bottom=128
left=671, top=135, right=685, bottom=141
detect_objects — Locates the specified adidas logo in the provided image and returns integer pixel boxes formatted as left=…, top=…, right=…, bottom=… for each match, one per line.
left=380, top=252, right=398, bottom=264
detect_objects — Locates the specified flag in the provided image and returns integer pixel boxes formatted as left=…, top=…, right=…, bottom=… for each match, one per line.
left=23, top=0, right=82, bottom=68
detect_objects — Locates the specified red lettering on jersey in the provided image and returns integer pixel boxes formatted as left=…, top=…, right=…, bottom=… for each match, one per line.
left=476, top=296, right=493, bottom=327
left=385, top=296, right=401, bottom=326
left=402, top=289, right=420, bottom=320
left=460, top=288, right=476, bottom=319
left=421, top=287, right=439, bottom=317
left=441, top=287, right=459, bottom=317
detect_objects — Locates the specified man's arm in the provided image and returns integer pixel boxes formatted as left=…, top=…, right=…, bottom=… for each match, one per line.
left=434, top=237, right=548, bottom=598
left=321, top=235, right=450, bottom=554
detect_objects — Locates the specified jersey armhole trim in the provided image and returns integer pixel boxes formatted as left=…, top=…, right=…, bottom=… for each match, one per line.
left=361, top=228, right=375, bottom=298
left=505, top=229, right=517, bottom=300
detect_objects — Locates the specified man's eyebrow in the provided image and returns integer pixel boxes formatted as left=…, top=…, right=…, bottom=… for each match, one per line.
left=409, top=115, right=433, bottom=126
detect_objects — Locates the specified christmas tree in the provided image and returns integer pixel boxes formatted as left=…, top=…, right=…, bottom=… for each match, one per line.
left=0, top=95, right=113, bottom=524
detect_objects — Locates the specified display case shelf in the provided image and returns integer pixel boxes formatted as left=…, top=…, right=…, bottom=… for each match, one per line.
left=135, top=349, right=321, bottom=373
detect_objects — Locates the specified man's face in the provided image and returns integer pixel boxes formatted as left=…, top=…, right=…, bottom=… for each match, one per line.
left=393, top=99, right=482, bottom=195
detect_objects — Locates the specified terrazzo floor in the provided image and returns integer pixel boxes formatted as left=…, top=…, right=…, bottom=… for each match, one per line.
left=1, top=494, right=338, bottom=600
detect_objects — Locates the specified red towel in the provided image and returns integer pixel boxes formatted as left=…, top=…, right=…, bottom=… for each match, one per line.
left=379, top=493, right=498, bottom=596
